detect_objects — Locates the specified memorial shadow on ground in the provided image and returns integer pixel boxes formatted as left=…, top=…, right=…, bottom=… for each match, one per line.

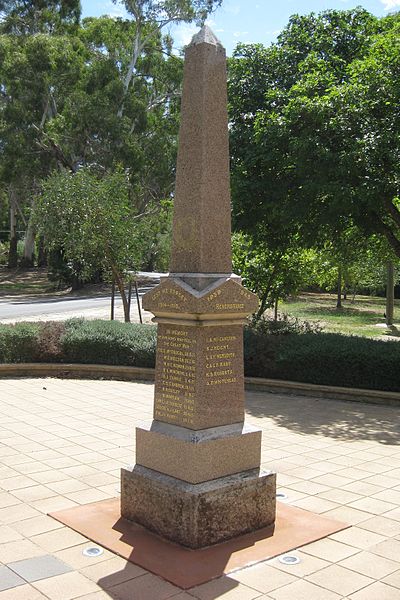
left=97, top=569, right=239, bottom=599
left=94, top=514, right=263, bottom=596
left=246, top=392, right=400, bottom=445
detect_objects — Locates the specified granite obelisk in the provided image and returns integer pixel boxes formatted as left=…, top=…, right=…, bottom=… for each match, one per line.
left=121, top=26, right=276, bottom=549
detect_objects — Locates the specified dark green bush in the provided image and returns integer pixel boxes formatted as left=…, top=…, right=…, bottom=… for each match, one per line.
left=0, top=322, right=40, bottom=363
left=244, top=328, right=400, bottom=391
left=1, top=319, right=399, bottom=392
left=244, top=326, right=281, bottom=379
left=274, top=333, right=400, bottom=392
left=61, top=319, right=157, bottom=368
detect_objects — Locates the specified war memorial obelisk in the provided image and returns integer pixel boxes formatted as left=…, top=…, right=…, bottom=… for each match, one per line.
left=121, top=25, right=276, bottom=549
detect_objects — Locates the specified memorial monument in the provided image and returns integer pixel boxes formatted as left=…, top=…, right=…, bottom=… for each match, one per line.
left=120, top=25, right=276, bottom=549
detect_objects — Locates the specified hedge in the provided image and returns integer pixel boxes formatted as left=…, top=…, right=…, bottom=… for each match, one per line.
left=0, top=320, right=399, bottom=392
left=244, top=328, right=400, bottom=392
left=0, top=322, right=40, bottom=363
left=62, top=319, right=157, bottom=368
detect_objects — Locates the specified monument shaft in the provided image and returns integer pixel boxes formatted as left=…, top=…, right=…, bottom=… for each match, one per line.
left=121, top=26, right=276, bottom=549
left=170, top=28, right=232, bottom=274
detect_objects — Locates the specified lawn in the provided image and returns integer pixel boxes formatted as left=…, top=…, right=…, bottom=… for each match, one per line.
left=0, top=268, right=57, bottom=296
left=279, top=292, right=400, bottom=339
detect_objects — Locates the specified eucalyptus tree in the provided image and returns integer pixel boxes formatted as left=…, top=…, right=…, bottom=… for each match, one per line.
left=229, top=9, right=400, bottom=313
left=1, top=0, right=221, bottom=269
left=0, top=0, right=83, bottom=265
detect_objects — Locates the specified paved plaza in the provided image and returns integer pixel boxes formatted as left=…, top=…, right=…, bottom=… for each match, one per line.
left=0, top=378, right=399, bottom=599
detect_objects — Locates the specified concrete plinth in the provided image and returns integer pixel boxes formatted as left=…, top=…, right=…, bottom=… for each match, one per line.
left=121, top=465, right=276, bottom=549
left=136, top=421, right=262, bottom=484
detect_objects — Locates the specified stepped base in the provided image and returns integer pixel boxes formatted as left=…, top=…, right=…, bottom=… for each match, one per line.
left=121, top=465, right=276, bottom=549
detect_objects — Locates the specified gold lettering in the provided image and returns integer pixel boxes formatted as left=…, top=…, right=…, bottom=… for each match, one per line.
left=215, top=303, right=245, bottom=310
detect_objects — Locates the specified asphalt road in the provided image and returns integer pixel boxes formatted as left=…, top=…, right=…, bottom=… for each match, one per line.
left=0, top=284, right=156, bottom=322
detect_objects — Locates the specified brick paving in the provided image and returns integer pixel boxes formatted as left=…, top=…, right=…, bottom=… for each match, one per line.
left=0, top=378, right=399, bottom=599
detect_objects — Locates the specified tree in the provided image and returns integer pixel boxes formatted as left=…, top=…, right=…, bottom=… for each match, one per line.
left=232, top=232, right=314, bottom=318
left=0, top=0, right=80, bottom=34
left=0, top=0, right=85, bottom=266
left=34, top=168, right=150, bottom=321
left=228, top=9, right=400, bottom=262
left=0, top=3, right=188, bottom=269
left=112, top=0, right=222, bottom=117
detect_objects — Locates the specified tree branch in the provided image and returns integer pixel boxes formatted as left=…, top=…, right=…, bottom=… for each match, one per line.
left=374, top=217, right=400, bottom=259
left=32, top=125, right=77, bottom=173
left=384, top=198, right=400, bottom=230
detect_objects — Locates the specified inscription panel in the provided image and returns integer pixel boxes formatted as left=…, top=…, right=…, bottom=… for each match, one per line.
left=199, top=324, right=244, bottom=427
left=154, top=324, right=197, bottom=427
left=154, top=323, right=245, bottom=429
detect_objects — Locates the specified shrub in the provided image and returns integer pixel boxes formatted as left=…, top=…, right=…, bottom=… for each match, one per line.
left=244, top=326, right=281, bottom=379
left=0, top=322, right=40, bottom=363
left=61, top=319, right=157, bottom=368
left=1, top=319, right=399, bottom=393
left=249, top=313, right=323, bottom=335
left=37, top=322, right=65, bottom=362
left=274, top=333, right=400, bottom=392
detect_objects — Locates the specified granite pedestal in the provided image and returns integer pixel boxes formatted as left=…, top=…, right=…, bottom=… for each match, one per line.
left=120, top=25, right=277, bottom=548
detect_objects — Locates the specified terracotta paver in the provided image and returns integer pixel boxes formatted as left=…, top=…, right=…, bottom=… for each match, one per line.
left=0, top=378, right=400, bottom=599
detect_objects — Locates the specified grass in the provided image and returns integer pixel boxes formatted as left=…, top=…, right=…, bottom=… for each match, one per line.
left=0, top=268, right=58, bottom=296
left=279, top=292, right=400, bottom=338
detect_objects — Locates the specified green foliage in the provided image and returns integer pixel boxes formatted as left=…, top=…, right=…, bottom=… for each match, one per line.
left=232, top=231, right=315, bottom=316
left=0, top=322, right=40, bottom=362
left=276, top=334, right=400, bottom=391
left=35, top=168, right=145, bottom=281
left=0, top=1, right=187, bottom=272
left=61, top=319, right=157, bottom=367
left=229, top=8, right=400, bottom=263
left=244, top=329, right=400, bottom=392
left=118, top=0, right=222, bottom=26
left=249, top=314, right=323, bottom=336
left=0, top=1, right=81, bottom=35
left=0, top=241, right=8, bottom=265
left=304, top=236, right=400, bottom=295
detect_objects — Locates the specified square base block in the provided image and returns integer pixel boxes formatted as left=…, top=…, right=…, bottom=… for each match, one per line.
left=136, top=420, right=262, bottom=483
left=121, top=465, right=276, bottom=549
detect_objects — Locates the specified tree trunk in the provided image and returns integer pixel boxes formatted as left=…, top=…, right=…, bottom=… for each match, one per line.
left=7, top=190, right=18, bottom=269
left=336, top=266, right=342, bottom=309
left=386, top=261, right=395, bottom=326
left=256, top=292, right=269, bottom=319
left=111, top=277, right=116, bottom=321
left=37, top=236, right=47, bottom=267
left=274, top=298, right=279, bottom=321
left=112, top=267, right=130, bottom=322
left=20, top=211, right=36, bottom=268
left=71, top=262, right=84, bottom=290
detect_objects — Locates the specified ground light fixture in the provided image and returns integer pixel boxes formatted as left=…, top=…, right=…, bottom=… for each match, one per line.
left=83, top=547, right=104, bottom=557
left=278, top=554, right=301, bottom=565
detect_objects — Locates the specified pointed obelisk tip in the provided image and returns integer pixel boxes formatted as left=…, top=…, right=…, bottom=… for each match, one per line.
left=190, top=24, right=223, bottom=48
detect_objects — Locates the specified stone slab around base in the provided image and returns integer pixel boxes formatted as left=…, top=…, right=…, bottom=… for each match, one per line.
left=136, top=420, right=261, bottom=483
left=121, top=465, right=276, bottom=548
left=49, top=497, right=349, bottom=589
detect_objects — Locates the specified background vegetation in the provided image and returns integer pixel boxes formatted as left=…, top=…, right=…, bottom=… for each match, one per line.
left=1, top=4, right=399, bottom=379
left=1, top=319, right=400, bottom=392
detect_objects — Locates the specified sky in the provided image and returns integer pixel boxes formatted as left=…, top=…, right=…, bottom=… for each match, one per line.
left=81, top=0, right=400, bottom=55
